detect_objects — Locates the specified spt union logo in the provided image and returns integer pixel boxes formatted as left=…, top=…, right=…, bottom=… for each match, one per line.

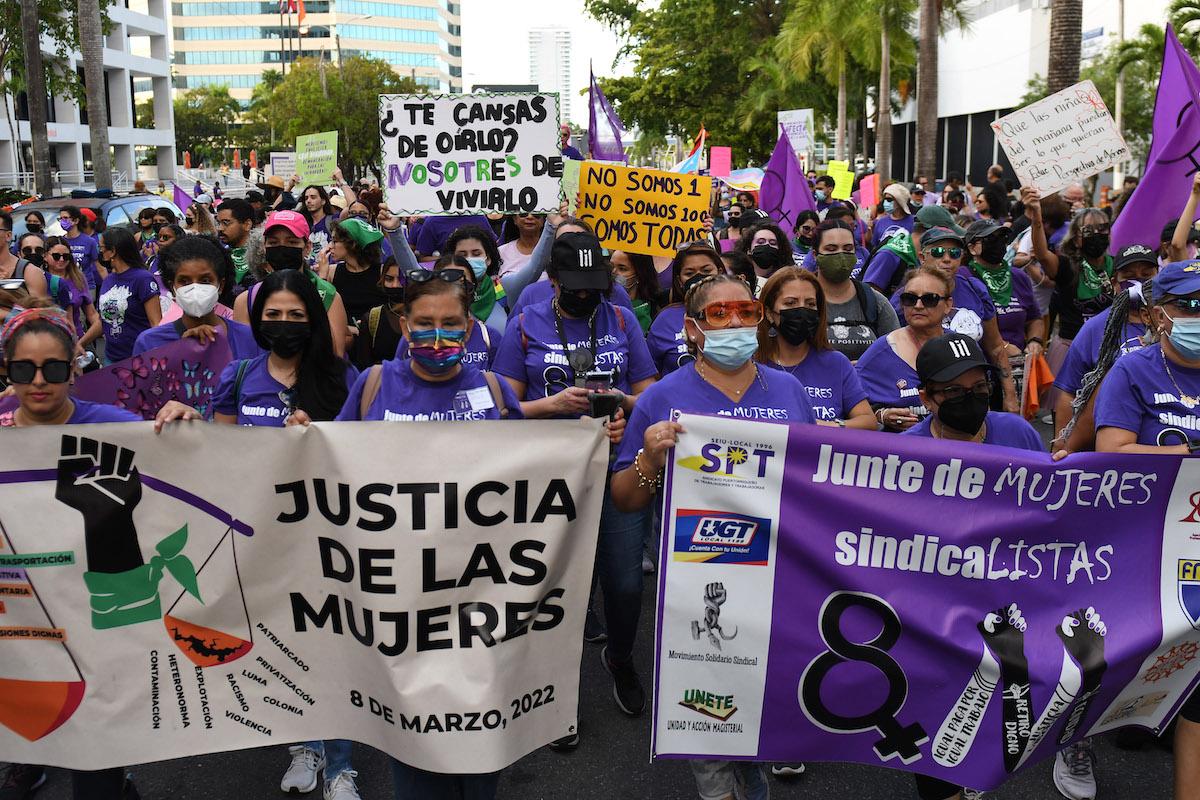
left=677, top=441, right=775, bottom=479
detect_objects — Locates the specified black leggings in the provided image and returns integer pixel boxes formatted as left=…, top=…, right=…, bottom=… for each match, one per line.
left=913, top=774, right=960, bottom=800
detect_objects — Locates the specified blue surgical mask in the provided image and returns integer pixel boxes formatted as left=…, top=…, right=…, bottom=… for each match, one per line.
left=814, top=190, right=826, bottom=203
left=883, top=200, right=895, bottom=214
left=699, top=326, right=759, bottom=369
left=467, top=257, right=488, bottom=279
left=1169, top=316, right=1200, bottom=359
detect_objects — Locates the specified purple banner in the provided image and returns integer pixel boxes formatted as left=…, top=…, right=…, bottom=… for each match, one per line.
left=0, top=335, right=233, bottom=424
left=654, top=414, right=1200, bottom=792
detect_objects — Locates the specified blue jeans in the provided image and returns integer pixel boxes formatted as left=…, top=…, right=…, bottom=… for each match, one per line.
left=594, top=482, right=648, bottom=665
left=391, top=760, right=501, bottom=800
left=303, top=739, right=353, bottom=778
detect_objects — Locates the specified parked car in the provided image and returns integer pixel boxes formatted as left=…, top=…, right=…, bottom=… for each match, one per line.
left=10, top=193, right=185, bottom=241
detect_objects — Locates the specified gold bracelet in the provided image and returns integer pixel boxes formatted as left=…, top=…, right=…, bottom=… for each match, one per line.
left=634, top=448, right=662, bottom=490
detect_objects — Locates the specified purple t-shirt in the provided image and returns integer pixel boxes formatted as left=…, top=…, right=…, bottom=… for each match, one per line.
left=901, top=410, right=1045, bottom=451
left=870, top=214, right=915, bottom=249
left=492, top=299, right=657, bottom=408
left=411, top=215, right=494, bottom=256
left=645, top=304, right=693, bottom=376
left=888, top=267, right=996, bottom=343
left=0, top=399, right=142, bottom=427
left=613, top=364, right=815, bottom=471
left=212, top=353, right=360, bottom=426
left=336, top=359, right=525, bottom=421
left=861, top=247, right=909, bottom=293
left=982, top=266, right=1041, bottom=349
left=133, top=318, right=263, bottom=360
left=98, top=268, right=161, bottom=362
left=53, top=277, right=93, bottom=339
left=1094, top=343, right=1200, bottom=446
left=395, top=321, right=503, bottom=369
left=508, top=280, right=635, bottom=319
left=763, top=347, right=867, bottom=422
left=66, top=232, right=100, bottom=290
left=854, top=333, right=928, bottom=419
left=803, top=246, right=870, bottom=281
left=1052, top=310, right=1145, bottom=395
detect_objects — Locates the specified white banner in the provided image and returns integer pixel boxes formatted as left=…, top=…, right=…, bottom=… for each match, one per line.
left=0, top=420, right=607, bottom=772
left=778, top=109, right=815, bottom=158
left=379, top=93, right=564, bottom=215
left=268, top=152, right=296, bottom=180
left=991, top=80, right=1129, bottom=195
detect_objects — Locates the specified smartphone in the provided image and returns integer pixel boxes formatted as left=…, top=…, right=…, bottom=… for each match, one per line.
left=588, top=391, right=621, bottom=419
left=584, top=369, right=613, bottom=392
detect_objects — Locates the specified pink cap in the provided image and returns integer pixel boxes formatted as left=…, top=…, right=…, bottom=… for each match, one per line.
left=265, top=209, right=309, bottom=238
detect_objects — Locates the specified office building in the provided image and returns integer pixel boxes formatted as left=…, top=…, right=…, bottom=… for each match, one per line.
left=171, top=0, right=463, bottom=106
left=528, top=26, right=571, bottom=122
left=0, top=0, right=176, bottom=189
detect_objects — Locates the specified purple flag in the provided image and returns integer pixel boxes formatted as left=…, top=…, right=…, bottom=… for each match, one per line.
left=1112, top=26, right=1200, bottom=251
left=588, top=68, right=627, bottom=164
left=760, top=126, right=816, bottom=236
left=173, top=182, right=194, bottom=217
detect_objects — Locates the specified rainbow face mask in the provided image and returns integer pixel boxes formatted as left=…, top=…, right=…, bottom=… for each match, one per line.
left=408, top=327, right=467, bottom=374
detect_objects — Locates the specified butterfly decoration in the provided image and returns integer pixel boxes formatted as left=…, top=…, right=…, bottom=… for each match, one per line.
left=193, top=399, right=213, bottom=418
left=150, top=356, right=168, bottom=373
left=116, top=389, right=131, bottom=409
left=115, top=359, right=150, bottom=389
left=182, top=360, right=200, bottom=378
left=134, top=391, right=154, bottom=416
left=166, top=376, right=181, bottom=393
left=148, top=376, right=164, bottom=397
left=185, top=382, right=202, bottom=400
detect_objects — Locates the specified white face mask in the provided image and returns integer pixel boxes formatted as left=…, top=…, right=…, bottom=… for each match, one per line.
left=175, top=282, right=220, bottom=318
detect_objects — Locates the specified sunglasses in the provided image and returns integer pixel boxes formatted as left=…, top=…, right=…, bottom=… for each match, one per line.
left=7, top=359, right=72, bottom=384
left=924, top=246, right=963, bottom=260
left=899, top=292, right=947, bottom=308
left=185, top=217, right=196, bottom=224
left=47, top=252, right=71, bottom=261
left=1080, top=225, right=1111, bottom=237
left=516, top=212, right=544, bottom=219
left=404, top=268, right=470, bottom=285
left=1168, top=298, right=1200, bottom=315
left=694, top=299, right=764, bottom=328
left=931, top=379, right=992, bottom=403
left=21, top=247, right=45, bottom=257
left=349, top=211, right=371, bottom=220
left=278, top=386, right=298, bottom=412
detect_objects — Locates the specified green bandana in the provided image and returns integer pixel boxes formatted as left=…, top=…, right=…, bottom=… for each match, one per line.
left=879, top=232, right=918, bottom=269
left=632, top=298, right=653, bottom=333
left=1076, top=255, right=1113, bottom=301
left=307, top=270, right=337, bottom=312
left=471, top=277, right=505, bottom=322
left=970, top=259, right=1013, bottom=306
left=230, top=245, right=248, bottom=283
left=82, top=526, right=200, bottom=630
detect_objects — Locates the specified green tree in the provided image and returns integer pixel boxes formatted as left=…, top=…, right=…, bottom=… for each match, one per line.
left=1170, top=0, right=1200, bottom=51
left=173, top=85, right=242, bottom=167
left=585, top=0, right=788, bottom=165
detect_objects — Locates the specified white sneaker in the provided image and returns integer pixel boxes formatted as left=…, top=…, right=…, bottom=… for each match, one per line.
left=962, top=789, right=987, bottom=800
left=1053, top=741, right=1097, bottom=800
left=281, top=745, right=324, bottom=793
left=323, top=769, right=361, bottom=800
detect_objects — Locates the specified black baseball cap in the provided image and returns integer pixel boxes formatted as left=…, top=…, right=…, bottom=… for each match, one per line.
left=921, top=226, right=966, bottom=249
left=1161, top=219, right=1200, bottom=244
left=552, top=231, right=609, bottom=291
left=1113, top=244, right=1158, bottom=274
left=963, top=218, right=1015, bottom=245
left=737, top=208, right=770, bottom=229
left=916, top=332, right=996, bottom=386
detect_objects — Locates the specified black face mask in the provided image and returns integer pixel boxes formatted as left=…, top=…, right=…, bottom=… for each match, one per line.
left=265, top=246, right=305, bottom=272
left=382, top=286, right=405, bottom=306
left=557, top=288, right=602, bottom=318
left=1081, top=234, right=1110, bottom=259
left=937, top=391, right=990, bottom=435
left=26, top=225, right=42, bottom=235
left=751, top=245, right=782, bottom=272
left=98, top=255, right=112, bottom=269
left=797, top=234, right=814, bottom=247
left=259, top=320, right=311, bottom=358
left=979, top=238, right=1008, bottom=264
left=680, top=272, right=711, bottom=299
left=775, top=306, right=821, bottom=346
left=23, top=252, right=45, bottom=267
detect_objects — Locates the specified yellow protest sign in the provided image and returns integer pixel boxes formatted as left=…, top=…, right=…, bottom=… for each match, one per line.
left=826, top=160, right=854, bottom=200
left=579, top=163, right=712, bottom=257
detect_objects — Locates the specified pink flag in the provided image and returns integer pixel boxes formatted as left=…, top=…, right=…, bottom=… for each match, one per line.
left=710, top=147, right=732, bottom=178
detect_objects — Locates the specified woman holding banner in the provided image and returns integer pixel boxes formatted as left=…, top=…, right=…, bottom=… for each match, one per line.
left=610, top=272, right=815, bottom=800
left=494, top=231, right=652, bottom=732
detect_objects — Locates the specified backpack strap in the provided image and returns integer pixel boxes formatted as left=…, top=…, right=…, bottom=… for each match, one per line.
left=852, top=278, right=878, bottom=325
left=233, top=359, right=250, bottom=409
left=478, top=321, right=491, bottom=350
left=368, top=305, right=382, bottom=343
left=359, top=364, right=384, bottom=419
left=45, top=273, right=61, bottom=307
left=482, top=371, right=510, bottom=419
left=173, top=318, right=189, bottom=338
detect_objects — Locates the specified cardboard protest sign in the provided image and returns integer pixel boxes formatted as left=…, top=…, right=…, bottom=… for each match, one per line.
left=860, top=173, right=880, bottom=208
left=295, top=131, right=339, bottom=186
left=268, top=153, right=296, bottom=180
left=991, top=80, right=1129, bottom=195
left=654, top=414, right=1200, bottom=790
left=578, top=163, right=711, bottom=258
left=379, top=93, right=563, bottom=215
left=561, top=159, right=581, bottom=215
left=778, top=109, right=815, bottom=156
left=0, top=419, right=607, bottom=773
left=710, top=147, right=732, bottom=178
left=826, top=160, right=854, bottom=200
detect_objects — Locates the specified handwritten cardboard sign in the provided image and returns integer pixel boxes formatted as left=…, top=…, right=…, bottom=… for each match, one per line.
left=826, top=160, right=854, bottom=200
left=295, top=131, right=338, bottom=186
left=991, top=80, right=1129, bottom=195
left=378, top=92, right=563, bottom=215
left=579, top=163, right=711, bottom=258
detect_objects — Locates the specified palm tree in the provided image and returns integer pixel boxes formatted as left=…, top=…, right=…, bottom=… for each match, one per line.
left=77, top=0, right=111, bottom=189
left=1169, top=0, right=1200, bottom=52
left=1047, top=0, right=1083, bottom=95
left=916, top=0, right=938, bottom=182
left=20, top=0, right=51, bottom=194
left=1114, top=23, right=1167, bottom=79
left=870, top=0, right=918, bottom=184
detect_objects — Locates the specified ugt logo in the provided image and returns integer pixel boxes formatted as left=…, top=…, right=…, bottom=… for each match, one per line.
left=692, top=517, right=758, bottom=547
left=693, top=442, right=775, bottom=478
